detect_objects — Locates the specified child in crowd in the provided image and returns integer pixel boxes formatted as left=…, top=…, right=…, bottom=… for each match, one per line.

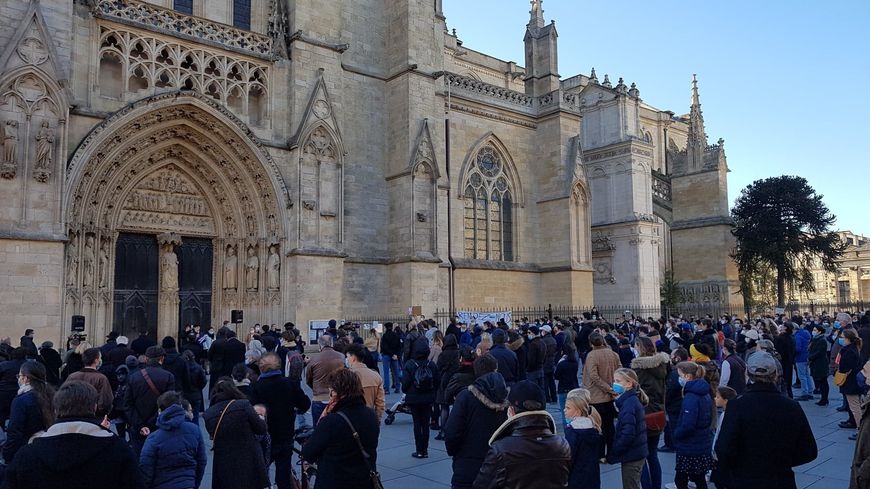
left=710, top=385, right=737, bottom=489
left=609, top=368, right=649, bottom=489
left=564, top=388, right=603, bottom=489
left=673, top=361, right=714, bottom=489
left=138, top=391, right=207, bottom=489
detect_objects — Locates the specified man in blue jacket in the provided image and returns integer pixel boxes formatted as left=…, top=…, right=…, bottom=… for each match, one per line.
left=793, top=319, right=814, bottom=401
left=487, top=329, right=518, bottom=387
left=139, top=391, right=207, bottom=489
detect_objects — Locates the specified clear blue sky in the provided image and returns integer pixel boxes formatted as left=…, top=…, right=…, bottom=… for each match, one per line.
left=443, top=0, right=870, bottom=236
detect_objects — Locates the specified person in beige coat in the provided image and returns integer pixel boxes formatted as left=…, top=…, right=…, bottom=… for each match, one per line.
left=346, top=344, right=385, bottom=421
left=582, top=332, right=621, bottom=458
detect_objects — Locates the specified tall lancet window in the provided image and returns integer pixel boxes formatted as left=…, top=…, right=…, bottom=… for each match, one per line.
left=462, top=146, right=516, bottom=261
left=173, top=0, right=193, bottom=14
left=233, top=0, right=251, bottom=30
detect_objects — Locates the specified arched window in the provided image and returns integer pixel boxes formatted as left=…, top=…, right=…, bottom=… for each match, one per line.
left=233, top=0, right=251, bottom=30
left=462, top=146, right=516, bottom=261
left=173, top=0, right=193, bottom=14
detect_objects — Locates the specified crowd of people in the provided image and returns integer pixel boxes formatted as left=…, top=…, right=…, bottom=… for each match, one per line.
left=0, top=309, right=867, bottom=488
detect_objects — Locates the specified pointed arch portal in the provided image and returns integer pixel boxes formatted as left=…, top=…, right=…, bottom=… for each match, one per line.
left=64, top=92, right=290, bottom=341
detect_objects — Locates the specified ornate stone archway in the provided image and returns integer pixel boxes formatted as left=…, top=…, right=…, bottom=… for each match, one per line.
left=64, top=92, right=290, bottom=341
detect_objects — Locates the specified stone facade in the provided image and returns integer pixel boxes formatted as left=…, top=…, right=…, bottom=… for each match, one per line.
left=0, top=0, right=740, bottom=345
left=787, top=232, right=870, bottom=305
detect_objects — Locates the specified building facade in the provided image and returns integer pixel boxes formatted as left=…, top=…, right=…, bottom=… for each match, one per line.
left=0, top=0, right=741, bottom=344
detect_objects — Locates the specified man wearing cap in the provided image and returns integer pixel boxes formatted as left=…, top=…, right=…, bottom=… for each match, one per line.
left=473, top=380, right=570, bottom=489
left=125, top=345, right=176, bottom=456
left=105, top=335, right=135, bottom=368
left=488, top=329, right=518, bottom=386
left=715, top=352, right=817, bottom=489
left=100, top=331, right=119, bottom=359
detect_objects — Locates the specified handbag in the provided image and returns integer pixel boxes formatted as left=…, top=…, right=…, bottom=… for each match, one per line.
left=337, top=411, right=384, bottom=489
left=835, top=370, right=851, bottom=387
left=209, top=399, right=236, bottom=449
left=644, top=410, right=667, bottom=432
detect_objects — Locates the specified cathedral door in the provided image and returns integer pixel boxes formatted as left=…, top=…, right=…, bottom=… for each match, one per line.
left=113, top=233, right=159, bottom=340
left=177, top=237, right=213, bottom=336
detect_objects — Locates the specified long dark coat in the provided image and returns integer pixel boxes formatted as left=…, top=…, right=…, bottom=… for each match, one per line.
left=203, top=398, right=270, bottom=489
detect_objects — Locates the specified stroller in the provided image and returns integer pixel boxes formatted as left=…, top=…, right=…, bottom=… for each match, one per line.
left=383, top=394, right=413, bottom=425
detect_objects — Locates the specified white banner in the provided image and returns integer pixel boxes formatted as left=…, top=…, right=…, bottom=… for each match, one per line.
left=457, top=310, right=513, bottom=327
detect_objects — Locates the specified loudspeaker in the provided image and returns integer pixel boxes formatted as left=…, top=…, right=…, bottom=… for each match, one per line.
left=71, top=315, right=85, bottom=332
left=231, top=310, right=243, bottom=324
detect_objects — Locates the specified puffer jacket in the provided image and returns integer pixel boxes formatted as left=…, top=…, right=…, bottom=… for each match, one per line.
left=472, top=411, right=571, bottom=489
left=673, top=378, right=713, bottom=457
left=139, top=404, right=207, bottom=489
left=608, top=389, right=648, bottom=464
left=554, top=354, right=579, bottom=393
left=444, top=372, right=510, bottom=489
left=565, top=417, right=603, bottom=489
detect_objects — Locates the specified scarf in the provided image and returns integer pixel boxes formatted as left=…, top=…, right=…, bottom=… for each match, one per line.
left=17, top=383, right=33, bottom=396
left=690, top=344, right=710, bottom=363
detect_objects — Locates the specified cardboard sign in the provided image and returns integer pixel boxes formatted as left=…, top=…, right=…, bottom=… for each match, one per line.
left=411, top=305, right=422, bottom=316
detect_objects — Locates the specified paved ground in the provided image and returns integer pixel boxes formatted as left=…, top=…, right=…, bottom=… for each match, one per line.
left=197, top=380, right=853, bottom=489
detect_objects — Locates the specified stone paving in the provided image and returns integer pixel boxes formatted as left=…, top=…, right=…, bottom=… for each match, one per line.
left=196, top=380, right=851, bottom=489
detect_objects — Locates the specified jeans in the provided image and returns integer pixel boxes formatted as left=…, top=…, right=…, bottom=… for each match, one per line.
left=795, top=362, right=814, bottom=397
left=311, top=400, right=328, bottom=427
left=621, top=458, right=645, bottom=489
left=382, top=354, right=400, bottom=392
left=409, top=403, right=431, bottom=454
left=813, top=375, right=829, bottom=403
left=527, top=370, right=545, bottom=394
left=271, top=444, right=294, bottom=489
left=641, top=433, right=661, bottom=489
left=557, top=392, right=568, bottom=426
left=544, top=372, right=557, bottom=403
left=592, top=401, right=616, bottom=458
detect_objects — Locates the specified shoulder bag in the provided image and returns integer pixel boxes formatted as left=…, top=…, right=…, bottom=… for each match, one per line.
left=337, top=411, right=384, bottom=489
left=210, top=399, right=236, bottom=449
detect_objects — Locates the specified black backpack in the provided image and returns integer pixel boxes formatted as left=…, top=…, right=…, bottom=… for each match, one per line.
left=412, top=360, right=434, bottom=391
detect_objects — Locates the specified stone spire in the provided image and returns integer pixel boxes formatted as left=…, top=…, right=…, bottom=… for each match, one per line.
left=687, top=74, right=707, bottom=149
left=529, top=0, right=545, bottom=28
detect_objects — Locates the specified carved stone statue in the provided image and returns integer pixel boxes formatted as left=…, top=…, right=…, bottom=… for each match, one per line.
left=267, top=244, right=280, bottom=289
left=245, top=245, right=259, bottom=290
left=33, top=121, right=53, bottom=182
left=1, top=120, right=18, bottom=179
left=82, top=235, right=95, bottom=286
left=98, top=239, right=110, bottom=288
left=161, top=243, right=179, bottom=291
left=66, top=234, right=78, bottom=286
left=224, top=245, right=237, bottom=289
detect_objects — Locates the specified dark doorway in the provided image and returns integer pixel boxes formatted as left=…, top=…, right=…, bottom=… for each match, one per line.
left=113, top=233, right=159, bottom=341
left=178, top=237, right=213, bottom=338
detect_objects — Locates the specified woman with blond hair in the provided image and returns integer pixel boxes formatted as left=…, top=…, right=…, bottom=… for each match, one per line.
left=609, top=368, right=649, bottom=489
left=564, top=388, right=603, bottom=489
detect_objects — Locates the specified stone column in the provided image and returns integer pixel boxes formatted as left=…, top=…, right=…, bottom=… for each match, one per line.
left=157, top=233, right=182, bottom=341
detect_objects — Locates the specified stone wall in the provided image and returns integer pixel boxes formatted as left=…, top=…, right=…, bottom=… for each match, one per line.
left=0, top=239, right=64, bottom=344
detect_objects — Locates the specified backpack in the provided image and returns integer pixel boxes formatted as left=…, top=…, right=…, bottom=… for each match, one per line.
left=412, top=360, right=434, bottom=391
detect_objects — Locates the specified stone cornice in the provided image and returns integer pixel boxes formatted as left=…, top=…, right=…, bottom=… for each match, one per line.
left=0, top=229, right=67, bottom=242
left=286, top=247, right=348, bottom=258
left=583, top=139, right=654, bottom=163
left=670, top=216, right=734, bottom=231
left=447, top=103, right=537, bottom=129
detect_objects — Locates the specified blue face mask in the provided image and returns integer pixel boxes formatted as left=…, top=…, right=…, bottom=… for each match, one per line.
left=834, top=322, right=842, bottom=330
left=612, top=383, right=626, bottom=395
left=678, top=377, right=687, bottom=387
left=838, top=338, right=846, bottom=347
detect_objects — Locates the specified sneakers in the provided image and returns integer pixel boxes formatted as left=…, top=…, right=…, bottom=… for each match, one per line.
left=840, top=420, right=858, bottom=429
left=411, top=452, right=429, bottom=459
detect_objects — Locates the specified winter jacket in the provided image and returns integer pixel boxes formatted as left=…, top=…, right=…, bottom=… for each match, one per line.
left=161, top=349, right=192, bottom=398
left=509, top=336, right=527, bottom=381
left=125, top=364, right=176, bottom=433
left=445, top=365, right=475, bottom=405
left=3, top=419, right=141, bottom=489
left=106, top=344, right=136, bottom=368
left=435, top=336, right=460, bottom=404
left=306, top=346, right=345, bottom=402
left=775, top=334, right=796, bottom=367
left=840, top=343, right=863, bottom=396
left=301, top=398, right=379, bottom=489
left=673, top=378, right=713, bottom=457
left=715, top=382, right=817, bottom=489
left=0, top=358, right=24, bottom=423
left=794, top=328, right=812, bottom=363
left=582, top=346, right=620, bottom=404
left=66, top=368, right=115, bottom=416
left=565, top=417, right=603, bottom=489
left=618, top=347, right=635, bottom=369
left=139, top=404, right=207, bottom=489
left=526, top=336, right=547, bottom=373
left=575, top=323, right=595, bottom=359
left=38, top=347, right=62, bottom=385
left=694, top=329, right=720, bottom=359
left=444, top=372, right=510, bottom=489
left=3, top=390, right=49, bottom=463
left=631, top=352, right=669, bottom=414
left=401, top=342, right=441, bottom=405
left=380, top=329, right=402, bottom=357
left=131, top=335, right=157, bottom=356
left=203, top=398, right=269, bottom=489
left=722, top=354, right=747, bottom=395
left=249, top=370, right=312, bottom=445
left=488, top=344, right=518, bottom=384
left=608, top=389, right=648, bottom=464
left=860, top=325, right=870, bottom=364
left=664, top=369, right=683, bottom=419
left=184, top=360, right=207, bottom=405
left=350, top=363, right=385, bottom=421
left=851, top=402, right=870, bottom=489
left=473, top=411, right=571, bottom=489
left=542, top=335, right=558, bottom=372
left=808, top=334, right=830, bottom=379
left=554, top=354, right=579, bottom=393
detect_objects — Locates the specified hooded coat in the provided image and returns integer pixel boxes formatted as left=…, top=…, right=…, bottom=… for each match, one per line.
left=139, top=404, right=207, bottom=489
left=3, top=419, right=141, bottom=489
left=472, top=410, right=571, bottom=489
left=565, top=417, right=604, bottom=489
left=444, top=372, right=510, bottom=489
left=808, top=333, right=830, bottom=379
left=401, top=340, right=440, bottom=405
left=608, top=389, right=648, bottom=464
left=673, top=378, right=713, bottom=457
left=631, top=352, right=670, bottom=414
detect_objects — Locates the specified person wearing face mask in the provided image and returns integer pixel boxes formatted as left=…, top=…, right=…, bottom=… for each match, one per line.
left=3, top=361, right=55, bottom=464
left=808, top=324, right=831, bottom=406
left=850, top=359, right=870, bottom=487
left=64, top=347, right=114, bottom=419
left=138, top=391, right=207, bottom=489
left=672, top=362, right=713, bottom=489
left=608, top=368, right=649, bottom=489
left=838, top=330, right=864, bottom=433
left=583, top=332, right=621, bottom=459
